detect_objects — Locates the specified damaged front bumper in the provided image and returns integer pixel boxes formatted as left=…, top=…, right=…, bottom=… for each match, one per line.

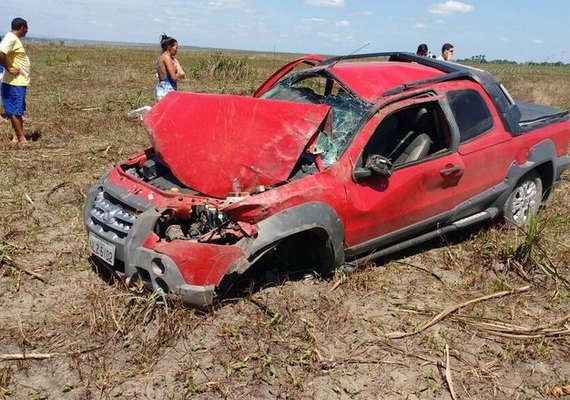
left=84, top=184, right=249, bottom=308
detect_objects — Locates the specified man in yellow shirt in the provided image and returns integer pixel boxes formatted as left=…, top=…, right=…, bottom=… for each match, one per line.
left=0, top=18, right=30, bottom=144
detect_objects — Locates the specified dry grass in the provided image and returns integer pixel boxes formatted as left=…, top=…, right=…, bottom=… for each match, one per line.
left=0, top=43, right=569, bottom=399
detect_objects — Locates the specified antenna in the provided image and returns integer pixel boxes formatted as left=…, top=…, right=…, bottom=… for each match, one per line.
left=348, top=41, right=371, bottom=57
left=327, top=41, right=372, bottom=69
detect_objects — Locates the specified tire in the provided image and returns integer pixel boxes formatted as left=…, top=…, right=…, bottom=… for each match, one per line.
left=503, top=171, right=543, bottom=227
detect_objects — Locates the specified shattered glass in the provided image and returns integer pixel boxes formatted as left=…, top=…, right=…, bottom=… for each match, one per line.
left=261, top=76, right=370, bottom=166
left=316, top=94, right=368, bottom=165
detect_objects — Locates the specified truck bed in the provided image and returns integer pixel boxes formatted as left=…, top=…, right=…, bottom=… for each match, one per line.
left=517, top=100, right=569, bottom=131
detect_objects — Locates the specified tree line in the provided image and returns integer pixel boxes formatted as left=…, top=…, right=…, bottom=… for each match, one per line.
left=456, top=54, right=568, bottom=66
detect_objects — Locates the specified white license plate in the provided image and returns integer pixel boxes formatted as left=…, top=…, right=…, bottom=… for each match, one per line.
left=89, top=233, right=116, bottom=265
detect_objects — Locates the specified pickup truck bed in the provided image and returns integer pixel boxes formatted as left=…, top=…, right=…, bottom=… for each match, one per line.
left=517, top=101, right=569, bottom=131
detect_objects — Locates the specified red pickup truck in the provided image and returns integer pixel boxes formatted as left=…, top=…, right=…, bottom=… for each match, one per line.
left=84, top=53, right=570, bottom=308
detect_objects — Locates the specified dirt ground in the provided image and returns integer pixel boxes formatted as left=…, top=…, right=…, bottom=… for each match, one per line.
left=0, top=44, right=569, bottom=399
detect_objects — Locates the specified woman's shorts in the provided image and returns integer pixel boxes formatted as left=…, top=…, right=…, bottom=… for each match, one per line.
left=155, top=80, right=176, bottom=101
left=1, top=83, right=27, bottom=116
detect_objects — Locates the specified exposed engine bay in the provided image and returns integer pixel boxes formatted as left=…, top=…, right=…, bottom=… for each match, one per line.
left=156, top=205, right=249, bottom=245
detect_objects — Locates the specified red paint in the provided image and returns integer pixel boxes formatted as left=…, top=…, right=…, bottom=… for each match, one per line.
left=330, top=61, right=444, bottom=101
left=143, top=92, right=331, bottom=198
left=91, top=54, right=570, bottom=298
left=152, top=239, right=245, bottom=286
left=254, top=54, right=324, bottom=97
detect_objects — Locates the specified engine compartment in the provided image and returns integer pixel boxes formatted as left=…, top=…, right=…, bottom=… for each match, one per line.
left=156, top=205, right=248, bottom=245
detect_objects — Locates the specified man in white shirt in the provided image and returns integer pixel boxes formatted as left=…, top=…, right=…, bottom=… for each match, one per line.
left=437, top=43, right=454, bottom=61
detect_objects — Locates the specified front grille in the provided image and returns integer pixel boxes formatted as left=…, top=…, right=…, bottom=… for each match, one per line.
left=90, top=192, right=137, bottom=237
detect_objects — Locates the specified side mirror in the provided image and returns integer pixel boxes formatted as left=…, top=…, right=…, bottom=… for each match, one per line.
left=365, top=154, right=393, bottom=177
left=353, top=154, right=393, bottom=182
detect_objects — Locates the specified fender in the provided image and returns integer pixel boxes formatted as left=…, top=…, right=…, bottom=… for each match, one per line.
left=228, top=201, right=345, bottom=275
left=493, top=139, right=559, bottom=209
left=449, top=139, right=561, bottom=221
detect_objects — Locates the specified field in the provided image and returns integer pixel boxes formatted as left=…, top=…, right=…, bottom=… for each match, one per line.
left=1, top=43, right=570, bottom=399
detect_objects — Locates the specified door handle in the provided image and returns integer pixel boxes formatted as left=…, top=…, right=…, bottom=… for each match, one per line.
left=440, top=165, right=462, bottom=175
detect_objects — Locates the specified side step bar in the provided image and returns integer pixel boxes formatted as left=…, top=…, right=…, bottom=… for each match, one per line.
left=353, top=207, right=499, bottom=266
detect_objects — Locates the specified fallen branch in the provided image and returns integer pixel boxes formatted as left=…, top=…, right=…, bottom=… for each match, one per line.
left=470, top=329, right=570, bottom=339
left=329, top=274, right=346, bottom=291
left=248, top=295, right=278, bottom=320
left=386, top=286, right=531, bottom=339
left=0, top=353, right=53, bottom=361
left=395, top=260, right=443, bottom=283
left=46, top=181, right=83, bottom=205
left=31, top=146, right=111, bottom=158
left=62, top=102, right=102, bottom=111
left=458, top=314, right=570, bottom=339
left=0, top=255, right=47, bottom=283
left=444, top=344, right=458, bottom=400
left=0, top=346, right=101, bottom=362
left=24, top=193, right=34, bottom=206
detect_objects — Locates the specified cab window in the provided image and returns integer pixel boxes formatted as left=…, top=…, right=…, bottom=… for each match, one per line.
left=362, top=101, right=450, bottom=169
left=447, top=89, right=493, bottom=142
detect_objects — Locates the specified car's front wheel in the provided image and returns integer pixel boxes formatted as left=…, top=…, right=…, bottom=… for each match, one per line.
left=503, top=171, right=543, bottom=227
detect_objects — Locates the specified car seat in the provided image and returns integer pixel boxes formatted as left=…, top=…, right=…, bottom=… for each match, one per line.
left=363, top=114, right=399, bottom=159
left=392, top=108, right=432, bottom=165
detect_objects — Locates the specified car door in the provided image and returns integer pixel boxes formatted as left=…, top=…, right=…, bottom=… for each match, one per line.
left=342, top=96, right=467, bottom=249
left=445, top=85, right=514, bottom=209
left=253, top=54, right=324, bottom=98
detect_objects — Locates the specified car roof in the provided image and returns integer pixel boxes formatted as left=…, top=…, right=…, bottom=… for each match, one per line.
left=325, top=60, right=444, bottom=102
left=311, top=52, right=524, bottom=134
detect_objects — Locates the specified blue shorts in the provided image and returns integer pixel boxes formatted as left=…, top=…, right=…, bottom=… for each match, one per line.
left=155, top=78, right=177, bottom=101
left=1, top=83, right=27, bottom=116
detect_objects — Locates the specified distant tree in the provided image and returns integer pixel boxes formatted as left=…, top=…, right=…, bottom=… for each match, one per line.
left=458, top=56, right=518, bottom=64
left=491, top=59, right=517, bottom=65
left=469, top=54, right=487, bottom=63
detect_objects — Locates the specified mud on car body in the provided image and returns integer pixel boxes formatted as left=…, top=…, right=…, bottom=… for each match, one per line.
left=84, top=52, right=570, bottom=308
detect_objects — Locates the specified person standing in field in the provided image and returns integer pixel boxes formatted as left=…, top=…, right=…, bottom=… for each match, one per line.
left=0, top=36, right=4, bottom=80
left=416, top=43, right=429, bottom=57
left=437, top=43, right=455, bottom=61
left=0, top=36, right=4, bottom=120
left=0, top=18, right=30, bottom=144
left=155, top=34, right=185, bottom=101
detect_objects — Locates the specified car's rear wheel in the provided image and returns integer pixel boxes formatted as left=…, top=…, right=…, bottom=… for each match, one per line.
left=503, top=171, right=542, bottom=227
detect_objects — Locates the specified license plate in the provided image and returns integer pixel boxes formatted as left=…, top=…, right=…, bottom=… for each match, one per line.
left=89, top=233, right=116, bottom=265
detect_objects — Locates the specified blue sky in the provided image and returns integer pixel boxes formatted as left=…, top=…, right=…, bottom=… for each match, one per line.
left=1, top=0, right=568, bottom=63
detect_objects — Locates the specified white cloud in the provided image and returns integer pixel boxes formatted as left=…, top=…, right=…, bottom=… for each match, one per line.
left=351, top=11, right=374, bottom=16
left=500, top=37, right=509, bottom=42
left=533, top=39, right=544, bottom=44
left=415, top=23, right=425, bottom=28
left=304, top=17, right=325, bottom=22
left=336, top=20, right=350, bottom=27
left=435, top=19, right=445, bottom=24
left=428, top=1, right=473, bottom=15
left=200, top=0, right=248, bottom=11
left=315, top=31, right=351, bottom=42
left=304, top=0, right=345, bottom=7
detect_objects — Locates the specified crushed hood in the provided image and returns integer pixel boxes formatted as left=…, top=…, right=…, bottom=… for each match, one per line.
left=143, top=92, right=331, bottom=198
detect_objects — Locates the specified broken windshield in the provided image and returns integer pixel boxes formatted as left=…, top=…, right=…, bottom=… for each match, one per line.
left=260, top=74, right=370, bottom=166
